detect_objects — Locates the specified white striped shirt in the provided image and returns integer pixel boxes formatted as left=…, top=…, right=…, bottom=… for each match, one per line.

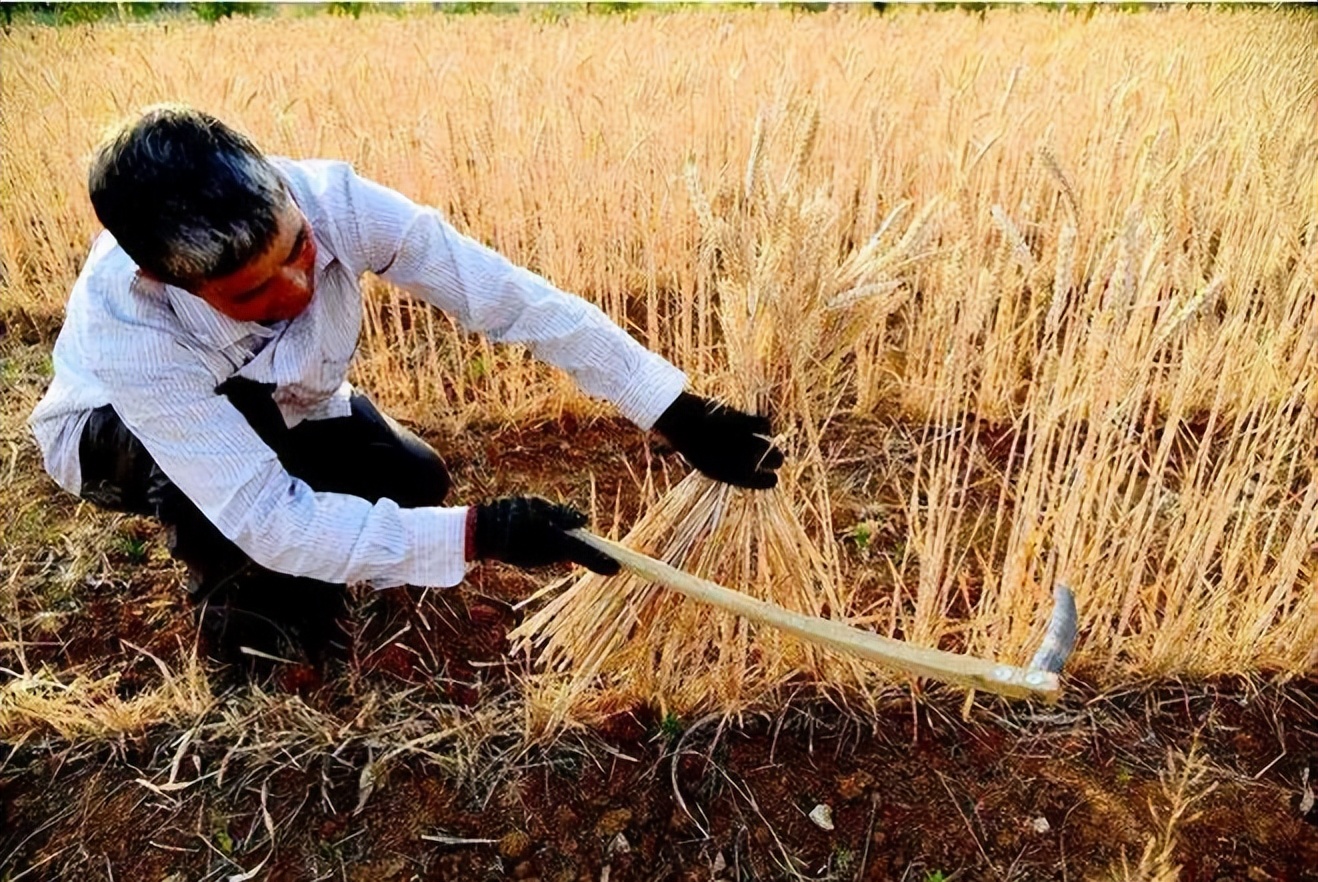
left=28, top=158, right=687, bottom=589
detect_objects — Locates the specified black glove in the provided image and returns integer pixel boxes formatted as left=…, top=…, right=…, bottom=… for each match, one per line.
left=470, top=496, right=620, bottom=576
left=652, top=392, right=784, bottom=489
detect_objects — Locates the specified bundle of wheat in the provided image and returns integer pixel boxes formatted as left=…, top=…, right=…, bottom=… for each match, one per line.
left=511, top=102, right=938, bottom=734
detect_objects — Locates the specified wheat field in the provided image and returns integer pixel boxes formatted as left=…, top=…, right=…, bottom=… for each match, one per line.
left=3, top=6, right=1316, bottom=723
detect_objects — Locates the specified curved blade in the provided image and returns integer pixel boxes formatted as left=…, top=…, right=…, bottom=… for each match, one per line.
left=1029, top=584, right=1078, bottom=674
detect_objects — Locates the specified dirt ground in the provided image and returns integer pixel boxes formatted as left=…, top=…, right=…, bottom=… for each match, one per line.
left=3, top=334, right=1317, bottom=881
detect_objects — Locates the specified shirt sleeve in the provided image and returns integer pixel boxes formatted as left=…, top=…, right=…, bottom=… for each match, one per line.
left=97, top=342, right=470, bottom=589
left=336, top=166, right=688, bottom=430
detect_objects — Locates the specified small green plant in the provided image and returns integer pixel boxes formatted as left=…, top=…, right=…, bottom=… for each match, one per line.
left=209, top=810, right=235, bottom=855
left=111, top=530, right=148, bottom=564
left=924, top=872, right=949, bottom=882
left=849, top=521, right=873, bottom=551
left=830, top=843, right=855, bottom=875
left=658, top=710, right=683, bottom=743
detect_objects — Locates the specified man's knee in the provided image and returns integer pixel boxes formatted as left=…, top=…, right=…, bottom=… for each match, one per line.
left=347, top=393, right=451, bottom=508
left=385, top=444, right=451, bottom=508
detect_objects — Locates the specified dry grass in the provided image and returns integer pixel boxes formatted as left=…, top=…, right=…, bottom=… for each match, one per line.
left=0, top=650, right=212, bottom=743
left=1097, top=742, right=1217, bottom=882
left=2, top=6, right=1316, bottom=736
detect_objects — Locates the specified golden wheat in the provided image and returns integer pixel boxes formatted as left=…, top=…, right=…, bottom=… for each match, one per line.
left=2, top=8, right=1314, bottom=729
left=512, top=101, right=937, bottom=730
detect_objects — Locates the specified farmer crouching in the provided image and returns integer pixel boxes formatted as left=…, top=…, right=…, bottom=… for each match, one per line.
left=28, top=104, right=782, bottom=679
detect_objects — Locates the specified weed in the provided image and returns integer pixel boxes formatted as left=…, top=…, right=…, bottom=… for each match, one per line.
left=110, top=534, right=148, bottom=564
left=829, top=843, right=854, bottom=876
left=211, top=821, right=235, bottom=856
left=849, top=521, right=874, bottom=552
left=658, top=710, right=683, bottom=744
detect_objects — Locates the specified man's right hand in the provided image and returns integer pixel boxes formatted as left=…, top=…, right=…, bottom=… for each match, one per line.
left=467, top=496, right=620, bottom=576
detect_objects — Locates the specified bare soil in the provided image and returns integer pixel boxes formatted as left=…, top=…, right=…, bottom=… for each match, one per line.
left=2, top=340, right=1317, bottom=881
left=6, top=634, right=1318, bottom=881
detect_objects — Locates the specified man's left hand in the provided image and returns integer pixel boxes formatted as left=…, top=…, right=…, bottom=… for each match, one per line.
left=653, top=392, right=784, bottom=489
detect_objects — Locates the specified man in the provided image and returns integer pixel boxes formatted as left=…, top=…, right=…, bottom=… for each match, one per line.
left=28, top=105, right=782, bottom=676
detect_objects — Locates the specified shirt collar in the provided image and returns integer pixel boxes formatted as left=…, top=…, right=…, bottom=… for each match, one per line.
left=156, top=278, right=281, bottom=349
left=277, top=162, right=334, bottom=280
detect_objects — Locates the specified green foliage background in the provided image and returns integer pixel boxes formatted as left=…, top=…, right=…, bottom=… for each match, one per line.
left=0, top=2, right=1104, bottom=29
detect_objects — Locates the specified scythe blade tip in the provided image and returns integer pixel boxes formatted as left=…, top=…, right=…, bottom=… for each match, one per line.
left=1029, top=583, right=1079, bottom=675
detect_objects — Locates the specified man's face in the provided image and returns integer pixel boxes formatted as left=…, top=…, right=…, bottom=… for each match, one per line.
left=191, top=199, right=317, bottom=325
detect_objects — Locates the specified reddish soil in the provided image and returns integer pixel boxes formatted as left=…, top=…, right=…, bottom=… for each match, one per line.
left=3, top=416, right=1317, bottom=881
left=4, top=674, right=1316, bottom=881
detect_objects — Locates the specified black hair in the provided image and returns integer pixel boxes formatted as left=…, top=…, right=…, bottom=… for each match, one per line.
left=88, top=104, right=286, bottom=287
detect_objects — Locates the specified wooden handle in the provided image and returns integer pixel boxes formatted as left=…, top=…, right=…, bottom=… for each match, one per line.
left=570, top=529, right=1061, bottom=702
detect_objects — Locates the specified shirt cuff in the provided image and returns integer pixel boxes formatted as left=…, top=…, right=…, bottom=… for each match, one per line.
left=612, top=353, right=688, bottom=431
left=399, top=505, right=471, bottom=588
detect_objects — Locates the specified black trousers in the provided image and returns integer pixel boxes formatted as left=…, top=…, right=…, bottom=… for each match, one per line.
left=78, top=377, right=451, bottom=673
